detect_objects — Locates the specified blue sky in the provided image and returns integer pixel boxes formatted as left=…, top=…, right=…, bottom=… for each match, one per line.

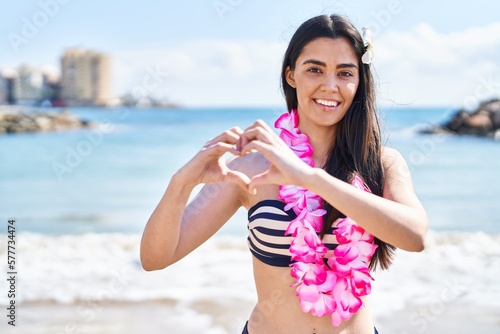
left=1, top=0, right=499, bottom=107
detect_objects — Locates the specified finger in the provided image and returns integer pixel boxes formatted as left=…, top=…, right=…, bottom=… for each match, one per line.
left=239, top=120, right=276, bottom=149
left=239, top=139, right=275, bottom=158
left=248, top=170, right=275, bottom=194
left=250, top=119, right=273, bottom=132
left=239, top=128, right=276, bottom=152
left=224, top=169, right=251, bottom=190
left=203, top=142, right=241, bottom=156
left=242, top=120, right=274, bottom=136
left=230, top=126, right=244, bottom=135
left=205, top=127, right=243, bottom=148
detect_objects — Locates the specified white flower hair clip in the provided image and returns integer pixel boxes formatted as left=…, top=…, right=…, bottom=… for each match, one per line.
left=361, top=27, right=374, bottom=65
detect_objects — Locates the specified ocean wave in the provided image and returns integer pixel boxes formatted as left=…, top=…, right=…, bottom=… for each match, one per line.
left=369, top=230, right=500, bottom=318
left=1, top=231, right=499, bottom=319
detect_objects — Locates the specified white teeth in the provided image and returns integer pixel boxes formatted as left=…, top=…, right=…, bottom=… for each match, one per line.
left=315, top=99, right=339, bottom=107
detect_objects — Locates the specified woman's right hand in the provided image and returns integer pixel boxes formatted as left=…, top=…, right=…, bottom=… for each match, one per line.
left=176, top=127, right=251, bottom=189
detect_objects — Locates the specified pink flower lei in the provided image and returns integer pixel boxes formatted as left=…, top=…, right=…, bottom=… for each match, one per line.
left=275, top=110, right=378, bottom=326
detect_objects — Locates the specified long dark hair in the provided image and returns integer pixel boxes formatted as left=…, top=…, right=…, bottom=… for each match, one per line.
left=280, top=14, right=394, bottom=270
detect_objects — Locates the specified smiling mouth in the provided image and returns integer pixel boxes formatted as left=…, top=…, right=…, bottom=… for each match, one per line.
left=314, top=99, right=340, bottom=107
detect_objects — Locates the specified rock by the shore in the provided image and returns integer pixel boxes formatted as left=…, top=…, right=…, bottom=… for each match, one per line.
left=421, top=99, right=500, bottom=139
left=0, top=109, right=92, bottom=134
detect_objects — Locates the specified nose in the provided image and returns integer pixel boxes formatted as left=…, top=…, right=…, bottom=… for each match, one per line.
left=320, top=74, right=339, bottom=93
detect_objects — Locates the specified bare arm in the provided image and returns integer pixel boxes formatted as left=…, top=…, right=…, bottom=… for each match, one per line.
left=302, top=148, right=428, bottom=251
left=140, top=128, right=249, bottom=271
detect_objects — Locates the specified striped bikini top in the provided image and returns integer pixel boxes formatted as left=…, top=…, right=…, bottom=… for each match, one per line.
left=247, top=199, right=339, bottom=267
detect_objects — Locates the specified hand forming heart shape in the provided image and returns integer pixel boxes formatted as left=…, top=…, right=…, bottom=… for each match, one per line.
left=181, top=119, right=312, bottom=194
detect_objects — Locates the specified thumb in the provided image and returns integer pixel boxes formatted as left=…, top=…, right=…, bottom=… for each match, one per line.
left=248, top=171, right=274, bottom=195
left=225, top=170, right=251, bottom=190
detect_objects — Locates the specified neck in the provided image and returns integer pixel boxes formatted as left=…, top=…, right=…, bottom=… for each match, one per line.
left=299, top=124, right=336, bottom=168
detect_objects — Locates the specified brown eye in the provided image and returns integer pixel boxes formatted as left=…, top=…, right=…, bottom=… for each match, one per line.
left=338, top=71, right=353, bottom=77
left=307, top=67, right=322, bottom=74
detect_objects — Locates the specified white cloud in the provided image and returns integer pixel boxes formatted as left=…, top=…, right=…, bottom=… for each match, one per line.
left=111, top=23, right=500, bottom=108
left=113, top=40, right=287, bottom=107
left=375, top=22, right=500, bottom=109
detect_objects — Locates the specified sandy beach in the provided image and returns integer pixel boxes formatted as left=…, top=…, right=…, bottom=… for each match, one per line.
left=2, top=299, right=499, bottom=334
left=377, top=302, right=500, bottom=334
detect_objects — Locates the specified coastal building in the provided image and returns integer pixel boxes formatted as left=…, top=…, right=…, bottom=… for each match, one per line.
left=41, top=70, right=62, bottom=107
left=0, top=74, right=7, bottom=105
left=60, top=48, right=112, bottom=106
left=5, top=76, right=15, bottom=105
left=13, top=65, right=45, bottom=106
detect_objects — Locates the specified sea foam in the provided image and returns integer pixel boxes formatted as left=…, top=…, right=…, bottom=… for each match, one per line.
left=0, top=231, right=499, bottom=322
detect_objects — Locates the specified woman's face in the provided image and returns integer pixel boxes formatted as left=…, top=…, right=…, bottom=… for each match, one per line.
left=286, top=37, right=359, bottom=130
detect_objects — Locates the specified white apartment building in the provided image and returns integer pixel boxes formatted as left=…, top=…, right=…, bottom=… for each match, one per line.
left=60, top=48, right=112, bottom=106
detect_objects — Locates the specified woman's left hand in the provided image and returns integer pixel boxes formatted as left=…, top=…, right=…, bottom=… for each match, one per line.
left=238, top=120, right=312, bottom=193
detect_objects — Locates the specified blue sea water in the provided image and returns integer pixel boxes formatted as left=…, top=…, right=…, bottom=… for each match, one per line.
left=1, top=106, right=499, bottom=235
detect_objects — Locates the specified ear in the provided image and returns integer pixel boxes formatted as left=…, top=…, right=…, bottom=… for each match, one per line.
left=285, top=66, right=296, bottom=88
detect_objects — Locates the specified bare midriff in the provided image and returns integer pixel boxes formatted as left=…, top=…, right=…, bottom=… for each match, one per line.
left=247, top=258, right=375, bottom=334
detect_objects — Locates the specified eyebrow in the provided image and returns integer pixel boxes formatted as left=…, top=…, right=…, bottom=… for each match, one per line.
left=302, top=59, right=358, bottom=69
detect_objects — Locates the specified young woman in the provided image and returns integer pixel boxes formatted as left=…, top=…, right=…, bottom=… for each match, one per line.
left=140, top=14, right=428, bottom=334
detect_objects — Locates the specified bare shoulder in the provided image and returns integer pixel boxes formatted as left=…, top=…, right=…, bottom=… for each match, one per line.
left=381, top=146, right=415, bottom=201
left=381, top=146, right=405, bottom=169
left=381, top=147, right=410, bottom=180
left=381, top=146, right=428, bottom=230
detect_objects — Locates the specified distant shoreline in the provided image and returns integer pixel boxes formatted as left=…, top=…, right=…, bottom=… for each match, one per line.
left=0, top=103, right=190, bottom=134
left=0, top=107, right=92, bottom=134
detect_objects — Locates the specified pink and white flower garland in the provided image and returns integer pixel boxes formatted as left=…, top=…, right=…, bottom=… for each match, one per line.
left=275, top=110, right=378, bottom=326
